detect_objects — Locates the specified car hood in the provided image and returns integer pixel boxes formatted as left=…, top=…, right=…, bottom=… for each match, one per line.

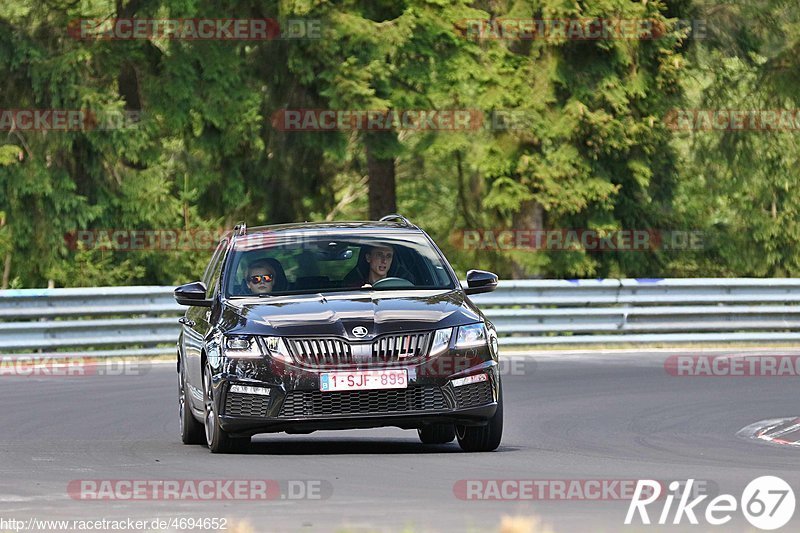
left=220, top=289, right=482, bottom=339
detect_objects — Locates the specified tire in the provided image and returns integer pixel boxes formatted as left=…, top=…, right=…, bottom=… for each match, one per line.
left=456, top=381, right=503, bottom=452
left=418, top=424, right=456, bottom=444
left=203, top=366, right=250, bottom=454
left=178, top=359, right=205, bottom=445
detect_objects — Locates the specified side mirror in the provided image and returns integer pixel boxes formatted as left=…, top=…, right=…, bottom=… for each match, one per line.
left=464, top=270, right=499, bottom=295
left=174, top=281, right=212, bottom=307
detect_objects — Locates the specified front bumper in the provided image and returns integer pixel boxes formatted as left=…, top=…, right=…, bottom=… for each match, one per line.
left=209, top=349, right=500, bottom=437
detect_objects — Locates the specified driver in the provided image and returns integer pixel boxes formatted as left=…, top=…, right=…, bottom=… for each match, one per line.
left=344, top=243, right=412, bottom=287
left=365, top=244, right=394, bottom=284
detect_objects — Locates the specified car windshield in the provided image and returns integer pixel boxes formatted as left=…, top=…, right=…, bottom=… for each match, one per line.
left=224, top=231, right=457, bottom=297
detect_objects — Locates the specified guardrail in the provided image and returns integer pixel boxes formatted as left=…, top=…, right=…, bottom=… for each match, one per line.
left=1, top=279, right=799, bottom=357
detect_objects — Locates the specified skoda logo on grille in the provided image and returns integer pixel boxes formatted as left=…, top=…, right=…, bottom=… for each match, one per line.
left=351, top=326, right=369, bottom=338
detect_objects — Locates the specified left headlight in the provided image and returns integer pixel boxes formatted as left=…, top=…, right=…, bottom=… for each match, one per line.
left=223, top=335, right=263, bottom=359
left=455, top=323, right=487, bottom=349
left=429, top=328, right=453, bottom=357
left=264, top=336, right=293, bottom=364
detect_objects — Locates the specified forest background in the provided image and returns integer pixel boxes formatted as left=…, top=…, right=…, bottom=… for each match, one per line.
left=1, top=0, right=798, bottom=288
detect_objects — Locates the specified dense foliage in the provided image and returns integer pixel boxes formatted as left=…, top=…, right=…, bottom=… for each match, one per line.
left=0, top=0, right=798, bottom=287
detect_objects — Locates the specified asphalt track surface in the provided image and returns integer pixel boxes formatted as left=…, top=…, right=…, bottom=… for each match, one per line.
left=1, top=349, right=799, bottom=533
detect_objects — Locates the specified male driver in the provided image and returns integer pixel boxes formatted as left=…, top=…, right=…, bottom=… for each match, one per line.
left=245, top=258, right=278, bottom=295
left=343, top=244, right=406, bottom=287
left=364, top=244, right=394, bottom=284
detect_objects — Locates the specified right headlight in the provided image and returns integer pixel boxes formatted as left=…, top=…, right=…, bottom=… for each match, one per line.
left=223, top=335, right=263, bottom=359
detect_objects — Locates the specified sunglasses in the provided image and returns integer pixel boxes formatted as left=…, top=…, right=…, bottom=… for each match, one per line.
left=247, top=274, right=274, bottom=284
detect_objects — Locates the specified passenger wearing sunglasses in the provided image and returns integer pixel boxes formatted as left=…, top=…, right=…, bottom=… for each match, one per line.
left=244, top=259, right=282, bottom=295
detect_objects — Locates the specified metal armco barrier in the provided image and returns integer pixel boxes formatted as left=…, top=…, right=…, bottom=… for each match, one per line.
left=1, top=279, right=799, bottom=357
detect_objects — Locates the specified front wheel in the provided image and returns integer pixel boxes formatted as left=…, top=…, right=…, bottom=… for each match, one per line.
left=203, top=366, right=250, bottom=454
left=179, top=359, right=205, bottom=445
left=456, top=381, right=503, bottom=452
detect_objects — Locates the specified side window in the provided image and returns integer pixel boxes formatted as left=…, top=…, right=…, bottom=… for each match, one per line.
left=203, top=239, right=229, bottom=297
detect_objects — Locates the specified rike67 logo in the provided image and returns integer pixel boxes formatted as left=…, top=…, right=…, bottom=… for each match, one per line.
left=626, top=476, right=796, bottom=530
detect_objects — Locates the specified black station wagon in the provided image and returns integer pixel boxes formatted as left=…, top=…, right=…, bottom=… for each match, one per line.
left=175, top=215, right=503, bottom=453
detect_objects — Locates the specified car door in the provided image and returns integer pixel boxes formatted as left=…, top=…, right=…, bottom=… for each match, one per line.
left=181, top=238, right=228, bottom=412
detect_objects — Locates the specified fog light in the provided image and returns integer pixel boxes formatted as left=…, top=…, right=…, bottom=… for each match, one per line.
left=451, top=373, right=488, bottom=387
left=230, top=384, right=270, bottom=396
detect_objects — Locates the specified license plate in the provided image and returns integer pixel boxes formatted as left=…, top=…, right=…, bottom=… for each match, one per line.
left=320, top=369, right=408, bottom=391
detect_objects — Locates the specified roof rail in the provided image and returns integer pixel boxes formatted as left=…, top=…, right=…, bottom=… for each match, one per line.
left=233, top=222, right=247, bottom=236
left=378, top=214, right=414, bottom=227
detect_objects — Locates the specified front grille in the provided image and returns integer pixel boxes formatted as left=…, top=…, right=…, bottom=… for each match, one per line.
left=279, top=387, right=447, bottom=418
left=286, top=332, right=432, bottom=366
left=372, top=332, right=431, bottom=361
left=453, top=380, right=494, bottom=408
left=286, top=338, right=352, bottom=366
left=224, top=392, right=270, bottom=417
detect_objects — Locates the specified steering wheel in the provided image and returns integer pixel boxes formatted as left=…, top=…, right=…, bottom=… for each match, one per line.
left=372, top=277, right=414, bottom=289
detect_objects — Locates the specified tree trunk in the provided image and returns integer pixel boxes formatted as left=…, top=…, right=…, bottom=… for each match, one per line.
left=2, top=253, right=10, bottom=290
left=116, top=1, right=143, bottom=110
left=511, top=200, right=544, bottom=279
left=1, top=213, right=8, bottom=289
left=365, top=131, right=397, bottom=219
